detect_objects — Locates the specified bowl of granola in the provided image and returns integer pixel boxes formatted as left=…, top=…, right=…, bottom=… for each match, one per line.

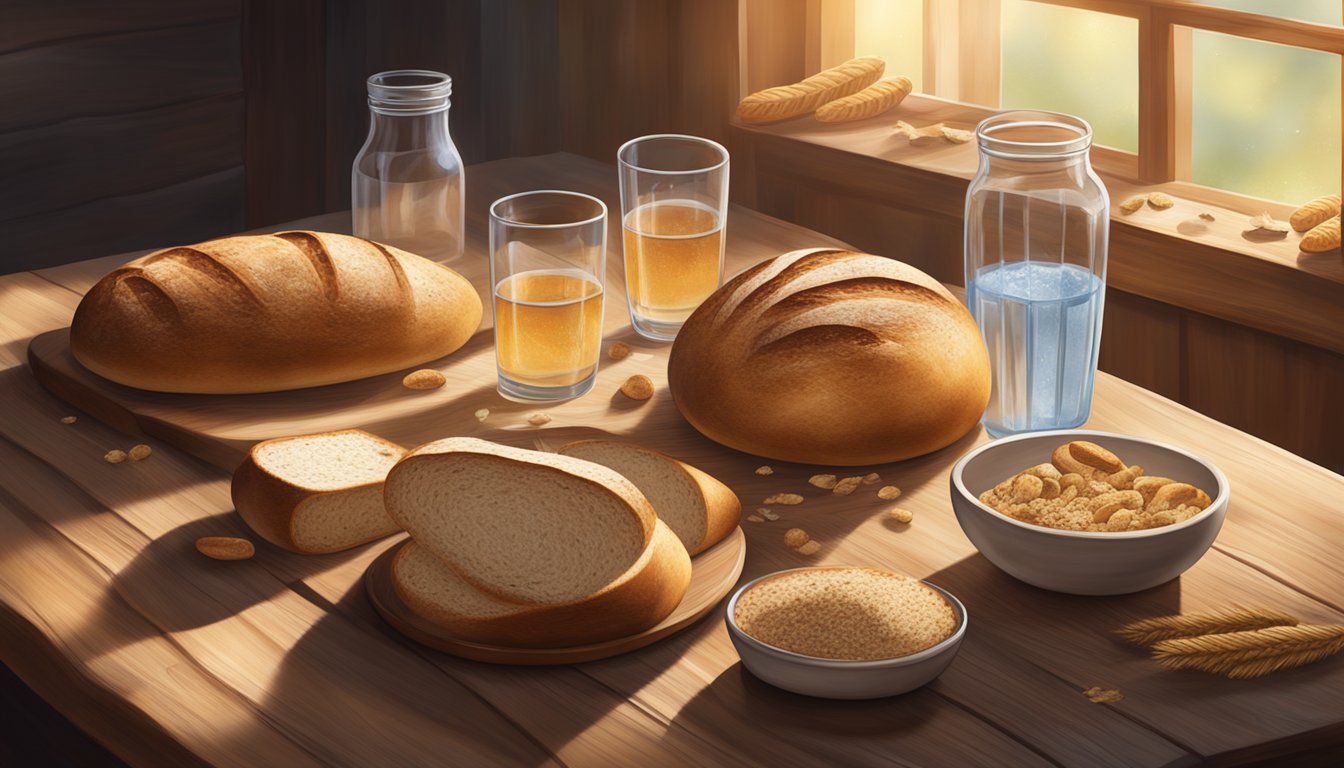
left=950, top=430, right=1229, bottom=595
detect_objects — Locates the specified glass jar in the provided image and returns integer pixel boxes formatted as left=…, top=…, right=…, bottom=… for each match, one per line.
left=352, top=70, right=464, bottom=262
left=964, top=110, right=1109, bottom=437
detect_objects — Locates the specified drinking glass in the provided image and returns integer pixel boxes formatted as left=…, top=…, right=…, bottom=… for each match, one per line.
left=489, top=190, right=607, bottom=401
left=964, top=110, right=1110, bottom=437
left=617, top=134, right=729, bottom=341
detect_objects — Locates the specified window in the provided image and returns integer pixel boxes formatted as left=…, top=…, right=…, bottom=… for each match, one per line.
left=806, top=0, right=1344, bottom=205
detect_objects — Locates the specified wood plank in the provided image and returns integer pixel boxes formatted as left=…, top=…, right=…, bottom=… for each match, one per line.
left=0, top=96, right=243, bottom=222
left=1137, top=7, right=1174, bottom=181
left=480, top=0, right=560, bottom=160
left=741, top=0, right=808, bottom=95
left=1096, top=289, right=1182, bottom=402
left=242, top=0, right=325, bottom=227
left=0, top=21, right=242, bottom=134
left=668, top=0, right=741, bottom=146
left=0, top=167, right=245, bottom=273
left=1, top=0, right=238, bottom=55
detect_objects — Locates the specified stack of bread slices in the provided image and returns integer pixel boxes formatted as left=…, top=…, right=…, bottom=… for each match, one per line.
left=232, top=432, right=740, bottom=648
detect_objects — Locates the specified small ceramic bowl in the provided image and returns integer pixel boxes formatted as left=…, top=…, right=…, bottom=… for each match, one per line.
left=950, top=429, right=1230, bottom=595
left=724, top=568, right=967, bottom=699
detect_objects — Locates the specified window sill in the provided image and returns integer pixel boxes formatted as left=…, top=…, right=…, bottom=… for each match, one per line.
left=731, top=93, right=1344, bottom=357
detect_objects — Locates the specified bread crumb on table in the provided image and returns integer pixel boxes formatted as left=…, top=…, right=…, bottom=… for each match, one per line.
left=474, top=408, right=490, bottom=421
left=878, top=485, right=902, bottom=500
left=1084, top=687, right=1124, bottom=704
left=763, top=493, right=804, bottom=505
left=796, top=540, right=822, bottom=555
left=783, top=528, right=810, bottom=548
left=746, top=514, right=765, bottom=523
left=128, top=444, right=152, bottom=461
left=402, top=369, right=446, bottom=390
left=888, top=508, right=914, bottom=524
left=758, top=508, right=779, bottom=521
left=754, top=465, right=774, bottom=476
left=104, top=449, right=127, bottom=464
left=833, top=476, right=863, bottom=495
left=195, top=536, right=256, bottom=561
left=808, top=474, right=838, bottom=489
left=608, top=342, right=632, bottom=360
left=60, top=415, right=77, bottom=424
left=527, top=412, right=552, bottom=426
left=861, top=472, right=881, bottom=485
left=619, top=374, right=654, bottom=401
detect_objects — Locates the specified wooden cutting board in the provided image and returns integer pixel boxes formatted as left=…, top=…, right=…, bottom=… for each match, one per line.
left=26, top=193, right=854, bottom=471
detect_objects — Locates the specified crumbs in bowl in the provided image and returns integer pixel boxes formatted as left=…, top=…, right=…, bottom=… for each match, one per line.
left=733, top=567, right=957, bottom=661
left=978, top=440, right=1213, bottom=532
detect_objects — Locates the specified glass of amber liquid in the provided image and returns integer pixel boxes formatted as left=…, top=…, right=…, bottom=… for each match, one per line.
left=489, top=190, right=607, bottom=401
left=617, top=134, right=729, bottom=341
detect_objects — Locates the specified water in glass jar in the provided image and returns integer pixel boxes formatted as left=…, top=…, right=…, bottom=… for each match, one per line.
left=969, top=261, right=1104, bottom=437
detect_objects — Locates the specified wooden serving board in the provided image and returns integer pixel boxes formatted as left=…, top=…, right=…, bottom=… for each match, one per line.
left=366, top=527, right=746, bottom=665
left=26, top=171, right=854, bottom=471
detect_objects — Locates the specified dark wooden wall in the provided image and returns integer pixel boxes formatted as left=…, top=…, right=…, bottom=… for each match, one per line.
left=0, top=0, right=739, bottom=274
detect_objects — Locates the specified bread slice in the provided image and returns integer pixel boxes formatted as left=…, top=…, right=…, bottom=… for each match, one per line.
left=557, top=440, right=740, bottom=555
left=231, top=429, right=405, bottom=554
left=384, top=437, right=657, bottom=605
left=732, top=567, right=958, bottom=661
left=392, top=519, right=691, bottom=647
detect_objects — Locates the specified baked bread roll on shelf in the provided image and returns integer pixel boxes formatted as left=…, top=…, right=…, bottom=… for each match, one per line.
left=70, top=231, right=482, bottom=394
left=815, top=77, right=912, bottom=123
left=736, top=56, right=884, bottom=123
left=558, top=439, right=740, bottom=556
left=392, top=520, right=690, bottom=648
left=668, top=248, right=991, bottom=466
left=230, top=429, right=405, bottom=554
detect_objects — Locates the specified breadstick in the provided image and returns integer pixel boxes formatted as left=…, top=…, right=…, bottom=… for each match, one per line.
left=1290, top=194, right=1341, bottom=232
left=736, top=56, right=885, bottom=123
left=815, top=77, right=912, bottom=123
left=1300, top=215, right=1340, bottom=253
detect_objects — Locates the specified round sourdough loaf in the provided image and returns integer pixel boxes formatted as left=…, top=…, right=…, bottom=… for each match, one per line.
left=70, top=231, right=482, bottom=393
left=668, top=248, right=990, bottom=465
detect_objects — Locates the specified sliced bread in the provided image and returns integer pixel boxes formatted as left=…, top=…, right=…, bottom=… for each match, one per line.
left=557, top=440, right=740, bottom=555
left=231, top=429, right=405, bottom=553
left=392, top=519, right=691, bottom=647
left=384, top=437, right=657, bottom=605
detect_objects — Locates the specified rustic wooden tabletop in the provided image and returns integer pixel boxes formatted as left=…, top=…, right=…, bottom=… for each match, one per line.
left=1, top=153, right=1341, bottom=767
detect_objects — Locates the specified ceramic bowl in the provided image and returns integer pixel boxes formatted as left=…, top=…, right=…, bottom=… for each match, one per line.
left=950, top=429, right=1229, bottom=595
left=724, top=568, right=967, bottom=699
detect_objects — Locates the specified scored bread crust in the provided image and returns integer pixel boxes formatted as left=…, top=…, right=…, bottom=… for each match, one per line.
left=736, top=56, right=885, bottom=123
left=70, top=230, right=483, bottom=394
left=230, top=429, right=406, bottom=554
left=385, top=437, right=659, bottom=605
left=558, top=439, right=741, bottom=556
left=667, top=248, right=991, bottom=466
left=392, top=519, right=691, bottom=648
left=814, top=77, right=913, bottom=123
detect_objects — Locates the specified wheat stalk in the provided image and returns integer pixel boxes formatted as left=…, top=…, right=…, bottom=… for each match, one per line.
left=1117, top=608, right=1299, bottom=646
left=1152, top=624, right=1344, bottom=678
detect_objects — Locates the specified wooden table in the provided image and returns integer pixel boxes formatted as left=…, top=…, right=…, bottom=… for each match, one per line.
left=2, top=153, right=1342, bottom=767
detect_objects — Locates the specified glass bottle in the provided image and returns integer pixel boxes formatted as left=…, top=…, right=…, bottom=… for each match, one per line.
left=964, top=110, right=1109, bottom=437
left=352, top=70, right=464, bottom=262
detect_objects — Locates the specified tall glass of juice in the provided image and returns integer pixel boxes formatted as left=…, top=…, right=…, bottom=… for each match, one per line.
left=617, top=134, right=729, bottom=341
left=489, top=190, right=607, bottom=401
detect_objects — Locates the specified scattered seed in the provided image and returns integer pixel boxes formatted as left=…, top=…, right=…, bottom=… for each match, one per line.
left=60, top=415, right=77, bottom=424
left=474, top=408, right=490, bottom=421
left=833, top=476, right=863, bottom=495
left=608, top=342, right=632, bottom=360
left=796, top=540, right=822, bottom=555
left=861, top=472, right=881, bottom=485
left=527, top=412, right=552, bottom=426
left=1249, top=212, right=1289, bottom=233
left=196, top=536, right=255, bottom=561
left=941, top=126, right=973, bottom=144
left=746, top=514, right=765, bottom=523
left=1119, top=195, right=1147, bottom=215
left=759, top=508, right=780, bottom=521
left=808, top=474, right=838, bottom=490
left=784, top=528, right=810, bottom=548
left=128, top=444, right=152, bottom=462
left=1199, top=212, right=1216, bottom=222
left=755, top=465, right=774, bottom=476
left=877, top=485, right=902, bottom=500
left=1147, top=193, right=1175, bottom=210
left=763, top=493, right=804, bottom=505
left=402, top=369, right=446, bottom=390
left=1084, top=687, right=1124, bottom=704
left=620, top=374, right=654, bottom=401
left=888, top=507, right=914, bottom=524
left=104, top=449, right=127, bottom=464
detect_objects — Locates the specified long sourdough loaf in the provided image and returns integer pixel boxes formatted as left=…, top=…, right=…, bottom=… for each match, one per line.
left=392, top=519, right=691, bottom=648
left=736, top=56, right=884, bottom=123
left=384, top=437, right=659, bottom=606
left=231, top=429, right=404, bottom=553
left=668, top=248, right=991, bottom=465
left=70, top=231, right=482, bottom=394
left=558, top=439, right=740, bottom=556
